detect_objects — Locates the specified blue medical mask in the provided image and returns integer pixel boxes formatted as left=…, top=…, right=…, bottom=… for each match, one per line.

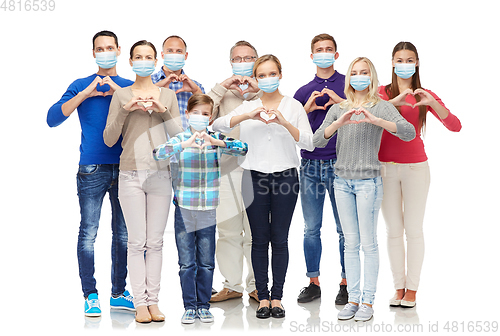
left=232, top=62, right=254, bottom=77
left=350, top=75, right=371, bottom=91
left=312, top=53, right=336, bottom=69
left=163, top=54, right=185, bottom=71
left=132, top=60, right=156, bottom=77
left=258, top=77, right=280, bottom=93
left=188, top=114, right=210, bottom=131
left=95, top=51, right=117, bottom=69
left=394, top=63, right=416, bottom=79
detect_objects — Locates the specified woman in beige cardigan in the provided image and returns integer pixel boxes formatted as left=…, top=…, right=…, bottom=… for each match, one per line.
left=104, top=40, right=183, bottom=323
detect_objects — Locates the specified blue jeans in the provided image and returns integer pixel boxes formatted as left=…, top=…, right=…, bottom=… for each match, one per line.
left=243, top=169, right=299, bottom=301
left=76, top=164, right=128, bottom=298
left=334, top=176, right=383, bottom=305
left=174, top=206, right=216, bottom=310
left=300, top=158, right=345, bottom=279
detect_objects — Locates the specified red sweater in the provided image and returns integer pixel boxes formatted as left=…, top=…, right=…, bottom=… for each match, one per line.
left=378, top=86, right=462, bottom=164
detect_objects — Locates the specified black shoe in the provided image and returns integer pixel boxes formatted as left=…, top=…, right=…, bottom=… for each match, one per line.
left=335, top=284, right=348, bottom=305
left=271, top=305, right=285, bottom=318
left=297, top=283, right=321, bottom=303
left=256, top=305, right=271, bottom=319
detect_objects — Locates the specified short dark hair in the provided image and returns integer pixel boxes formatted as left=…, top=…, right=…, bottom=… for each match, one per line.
left=129, top=40, right=157, bottom=59
left=92, top=30, right=118, bottom=50
left=162, top=35, right=187, bottom=51
left=310, top=33, right=337, bottom=53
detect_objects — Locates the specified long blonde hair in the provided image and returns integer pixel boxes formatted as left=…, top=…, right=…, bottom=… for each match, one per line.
left=340, top=57, right=381, bottom=109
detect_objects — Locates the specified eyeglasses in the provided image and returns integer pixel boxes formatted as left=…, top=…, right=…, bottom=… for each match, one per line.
left=231, top=56, right=257, bottom=63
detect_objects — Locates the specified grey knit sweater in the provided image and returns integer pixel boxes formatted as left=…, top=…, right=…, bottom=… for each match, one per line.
left=313, top=100, right=415, bottom=179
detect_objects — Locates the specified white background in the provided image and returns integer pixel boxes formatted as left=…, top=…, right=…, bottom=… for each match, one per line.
left=0, top=0, right=498, bottom=335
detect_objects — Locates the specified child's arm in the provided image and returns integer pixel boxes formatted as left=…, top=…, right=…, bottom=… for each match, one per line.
left=204, top=132, right=248, bottom=157
left=153, top=134, right=184, bottom=161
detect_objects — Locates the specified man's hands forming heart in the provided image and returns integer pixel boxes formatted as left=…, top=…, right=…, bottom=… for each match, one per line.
left=83, top=76, right=119, bottom=98
left=155, top=73, right=203, bottom=95
left=221, top=75, right=260, bottom=96
left=304, top=88, right=343, bottom=113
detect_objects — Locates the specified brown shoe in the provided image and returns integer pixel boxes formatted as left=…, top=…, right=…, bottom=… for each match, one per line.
left=248, top=290, right=260, bottom=302
left=135, top=305, right=152, bottom=323
left=210, top=288, right=243, bottom=302
left=148, top=304, right=165, bottom=322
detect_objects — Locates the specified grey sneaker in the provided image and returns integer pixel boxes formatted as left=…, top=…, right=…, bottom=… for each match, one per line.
left=354, top=304, right=374, bottom=321
left=338, top=303, right=359, bottom=320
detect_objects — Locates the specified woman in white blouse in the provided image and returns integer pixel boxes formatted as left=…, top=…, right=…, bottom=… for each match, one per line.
left=212, top=54, right=313, bottom=319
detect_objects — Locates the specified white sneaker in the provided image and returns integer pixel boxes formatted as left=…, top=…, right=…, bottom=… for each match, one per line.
left=354, top=304, right=374, bottom=321
left=338, top=303, right=359, bottom=320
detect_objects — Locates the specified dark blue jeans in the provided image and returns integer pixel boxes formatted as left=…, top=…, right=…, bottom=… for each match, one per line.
left=76, top=164, right=128, bottom=298
left=243, top=169, right=299, bottom=301
left=299, top=158, right=345, bottom=279
left=174, top=206, right=216, bottom=310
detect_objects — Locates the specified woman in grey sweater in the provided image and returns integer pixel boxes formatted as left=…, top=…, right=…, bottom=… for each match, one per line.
left=313, top=57, right=415, bottom=322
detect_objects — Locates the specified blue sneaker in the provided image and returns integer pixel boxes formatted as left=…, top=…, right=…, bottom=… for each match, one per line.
left=85, top=293, right=101, bottom=317
left=197, top=308, right=214, bottom=323
left=110, top=290, right=135, bottom=311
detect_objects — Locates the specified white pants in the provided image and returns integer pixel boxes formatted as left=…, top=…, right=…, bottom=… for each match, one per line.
left=381, top=162, right=430, bottom=291
left=118, top=170, right=172, bottom=307
left=215, top=167, right=255, bottom=293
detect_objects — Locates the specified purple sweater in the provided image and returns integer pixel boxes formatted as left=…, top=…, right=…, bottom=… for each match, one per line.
left=293, top=71, right=345, bottom=160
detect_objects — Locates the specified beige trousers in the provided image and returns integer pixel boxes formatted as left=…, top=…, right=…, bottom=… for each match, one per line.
left=215, top=166, right=255, bottom=293
left=118, top=170, right=172, bottom=307
left=381, top=161, right=430, bottom=291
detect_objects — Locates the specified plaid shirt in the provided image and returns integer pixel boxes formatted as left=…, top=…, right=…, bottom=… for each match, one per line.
left=153, top=128, right=248, bottom=210
left=151, top=68, right=205, bottom=130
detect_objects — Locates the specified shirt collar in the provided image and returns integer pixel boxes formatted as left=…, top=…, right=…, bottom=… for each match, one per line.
left=313, top=71, right=339, bottom=84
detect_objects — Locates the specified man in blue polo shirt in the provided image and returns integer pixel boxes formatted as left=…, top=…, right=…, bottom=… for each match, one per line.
left=294, top=33, right=347, bottom=305
left=47, top=31, right=135, bottom=317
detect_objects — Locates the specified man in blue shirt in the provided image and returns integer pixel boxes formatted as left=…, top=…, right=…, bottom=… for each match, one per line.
left=294, top=34, right=348, bottom=305
left=151, top=35, right=205, bottom=129
left=47, top=31, right=135, bottom=317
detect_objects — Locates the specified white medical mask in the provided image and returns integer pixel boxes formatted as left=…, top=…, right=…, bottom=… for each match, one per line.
left=95, top=51, right=117, bottom=69
left=350, top=75, right=371, bottom=91
left=312, top=53, right=335, bottom=69
left=188, top=114, right=210, bottom=131
left=132, top=60, right=156, bottom=77
left=394, top=63, right=416, bottom=79
left=232, top=62, right=254, bottom=77
left=258, top=77, right=280, bottom=93
left=163, top=54, right=185, bottom=71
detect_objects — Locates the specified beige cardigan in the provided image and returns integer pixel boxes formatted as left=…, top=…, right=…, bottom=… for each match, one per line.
left=207, top=83, right=262, bottom=175
left=104, top=86, right=183, bottom=171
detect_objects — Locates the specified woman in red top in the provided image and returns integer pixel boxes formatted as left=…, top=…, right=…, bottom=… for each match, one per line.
left=378, top=42, right=461, bottom=308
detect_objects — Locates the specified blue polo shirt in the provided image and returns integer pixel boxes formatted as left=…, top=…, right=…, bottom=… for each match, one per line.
left=294, top=71, right=345, bottom=160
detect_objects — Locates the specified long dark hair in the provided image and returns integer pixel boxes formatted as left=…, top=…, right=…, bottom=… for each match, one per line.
left=384, top=42, right=427, bottom=133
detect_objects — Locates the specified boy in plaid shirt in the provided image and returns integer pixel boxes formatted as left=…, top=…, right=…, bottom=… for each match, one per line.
left=153, top=94, right=247, bottom=324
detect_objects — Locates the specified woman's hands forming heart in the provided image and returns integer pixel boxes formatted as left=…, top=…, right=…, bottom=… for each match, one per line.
left=391, top=88, right=436, bottom=108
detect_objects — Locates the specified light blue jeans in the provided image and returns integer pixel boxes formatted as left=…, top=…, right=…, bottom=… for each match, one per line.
left=334, top=176, right=383, bottom=305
